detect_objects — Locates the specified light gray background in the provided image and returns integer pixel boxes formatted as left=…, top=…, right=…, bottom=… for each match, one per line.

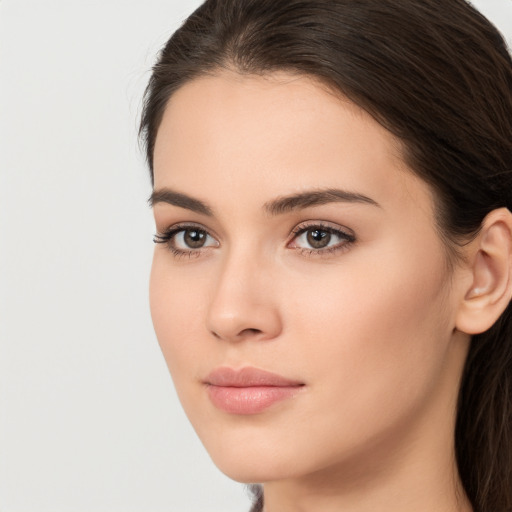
left=1, top=1, right=511, bottom=511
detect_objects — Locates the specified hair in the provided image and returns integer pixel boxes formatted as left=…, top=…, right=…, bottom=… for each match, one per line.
left=139, top=1, right=512, bottom=510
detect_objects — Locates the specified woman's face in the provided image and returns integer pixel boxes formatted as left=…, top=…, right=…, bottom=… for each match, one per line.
left=150, top=72, right=469, bottom=484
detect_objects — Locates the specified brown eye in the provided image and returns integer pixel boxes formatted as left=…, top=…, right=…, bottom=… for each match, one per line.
left=306, top=229, right=331, bottom=249
left=183, top=229, right=207, bottom=248
left=289, top=223, right=355, bottom=254
left=153, top=226, right=219, bottom=253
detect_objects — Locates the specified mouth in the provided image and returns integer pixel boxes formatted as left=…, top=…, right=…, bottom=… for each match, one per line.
left=204, top=366, right=305, bottom=415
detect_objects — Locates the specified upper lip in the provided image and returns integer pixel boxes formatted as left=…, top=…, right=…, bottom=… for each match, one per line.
left=205, top=366, right=304, bottom=387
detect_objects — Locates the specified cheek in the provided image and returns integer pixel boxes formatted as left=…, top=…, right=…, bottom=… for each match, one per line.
left=309, top=254, right=448, bottom=362
left=287, top=240, right=453, bottom=438
left=149, top=253, right=206, bottom=383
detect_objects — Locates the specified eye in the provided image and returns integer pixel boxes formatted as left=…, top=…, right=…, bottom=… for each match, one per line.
left=173, top=228, right=216, bottom=250
left=153, top=224, right=219, bottom=256
left=288, top=223, right=355, bottom=254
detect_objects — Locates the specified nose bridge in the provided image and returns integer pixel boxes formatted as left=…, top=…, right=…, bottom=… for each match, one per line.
left=206, top=242, right=281, bottom=342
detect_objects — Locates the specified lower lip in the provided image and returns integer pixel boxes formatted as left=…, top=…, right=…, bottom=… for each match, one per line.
left=206, top=385, right=302, bottom=414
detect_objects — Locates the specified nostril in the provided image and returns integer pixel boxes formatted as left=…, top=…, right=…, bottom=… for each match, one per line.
left=206, top=298, right=281, bottom=341
left=240, top=328, right=263, bottom=337
left=210, top=327, right=262, bottom=341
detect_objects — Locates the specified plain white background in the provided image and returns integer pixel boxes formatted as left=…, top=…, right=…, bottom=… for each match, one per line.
left=0, top=1, right=511, bottom=511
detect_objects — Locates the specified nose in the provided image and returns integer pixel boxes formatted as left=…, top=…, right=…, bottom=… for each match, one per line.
left=205, top=250, right=282, bottom=343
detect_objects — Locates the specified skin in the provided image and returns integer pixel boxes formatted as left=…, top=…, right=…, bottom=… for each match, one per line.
left=150, top=71, right=474, bottom=512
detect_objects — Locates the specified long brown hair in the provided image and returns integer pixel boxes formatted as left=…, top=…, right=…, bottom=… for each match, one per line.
left=140, top=1, right=512, bottom=510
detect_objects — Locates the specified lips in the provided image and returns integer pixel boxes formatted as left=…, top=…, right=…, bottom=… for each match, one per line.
left=204, top=367, right=304, bottom=415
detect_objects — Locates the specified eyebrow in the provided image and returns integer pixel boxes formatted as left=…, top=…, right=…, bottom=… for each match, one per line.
left=149, top=187, right=380, bottom=216
left=149, top=189, right=213, bottom=216
left=263, top=188, right=380, bottom=215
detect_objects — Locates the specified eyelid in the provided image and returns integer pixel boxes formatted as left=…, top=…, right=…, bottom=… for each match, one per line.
left=153, top=222, right=220, bottom=257
left=154, top=221, right=219, bottom=241
left=287, top=220, right=356, bottom=253
left=289, top=220, right=355, bottom=239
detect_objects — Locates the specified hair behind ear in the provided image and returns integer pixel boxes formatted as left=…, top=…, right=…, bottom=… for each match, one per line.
left=453, top=208, right=512, bottom=511
left=456, top=301, right=512, bottom=511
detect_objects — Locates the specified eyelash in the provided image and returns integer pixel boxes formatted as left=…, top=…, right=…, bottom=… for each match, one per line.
left=289, top=222, right=356, bottom=257
left=153, top=222, right=356, bottom=259
left=153, top=223, right=214, bottom=259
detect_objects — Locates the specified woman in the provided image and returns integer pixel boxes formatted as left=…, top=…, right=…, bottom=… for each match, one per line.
left=140, top=1, right=512, bottom=511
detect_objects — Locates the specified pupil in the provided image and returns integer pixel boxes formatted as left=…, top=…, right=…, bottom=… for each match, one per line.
left=184, top=229, right=206, bottom=248
left=307, top=229, right=331, bottom=249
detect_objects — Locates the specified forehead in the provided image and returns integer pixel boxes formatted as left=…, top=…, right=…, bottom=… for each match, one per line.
left=153, top=71, right=434, bottom=218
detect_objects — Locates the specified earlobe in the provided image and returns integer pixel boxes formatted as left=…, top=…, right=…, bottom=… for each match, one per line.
left=455, top=208, right=512, bottom=335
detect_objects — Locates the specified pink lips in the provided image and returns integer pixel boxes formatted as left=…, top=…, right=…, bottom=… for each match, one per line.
left=204, top=367, right=304, bottom=415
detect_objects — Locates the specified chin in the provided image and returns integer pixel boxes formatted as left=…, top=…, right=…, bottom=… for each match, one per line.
left=198, top=429, right=302, bottom=484
left=200, top=429, right=313, bottom=487
left=213, top=456, right=294, bottom=484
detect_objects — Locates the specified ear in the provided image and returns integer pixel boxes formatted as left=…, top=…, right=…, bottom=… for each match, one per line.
left=455, top=207, right=512, bottom=335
